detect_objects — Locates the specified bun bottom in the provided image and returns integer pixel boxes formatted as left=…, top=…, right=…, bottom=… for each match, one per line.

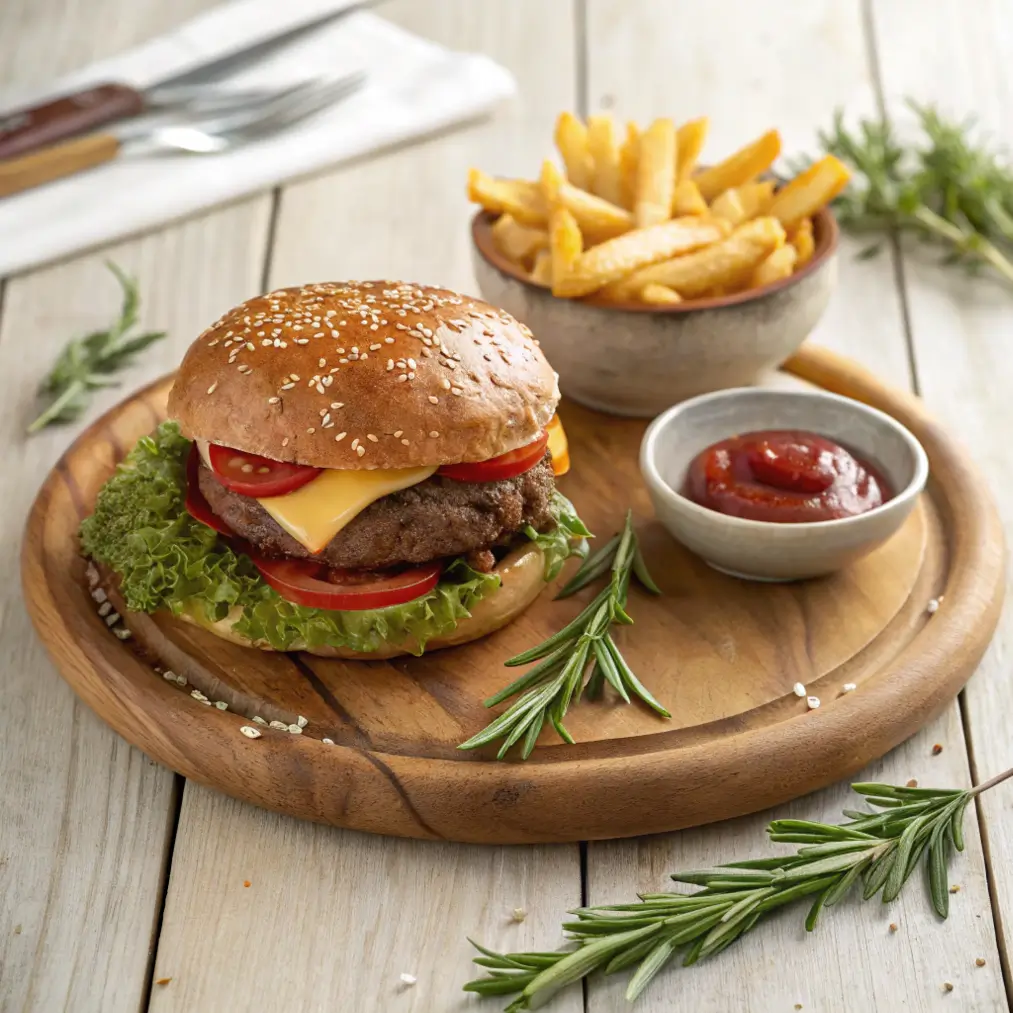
left=102, top=543, right=547, bottom=661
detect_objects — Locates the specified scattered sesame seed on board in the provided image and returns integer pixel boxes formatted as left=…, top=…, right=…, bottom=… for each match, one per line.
left=932, top=743, right=944, bottom=755
left=511, top=908, right=527, bottom=922
left=906, top=779, right=918, bottom=788
left=976, top=958, right=987, bottom=967
left=155, top=978, right=172, bottom=987
left=889, top=922, right=898, bottom=933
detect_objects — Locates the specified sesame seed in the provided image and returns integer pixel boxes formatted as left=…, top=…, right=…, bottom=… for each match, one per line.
left=441, top=378, right=451, bottom=389
left=807, top=696, right=821, bottom=710
left=401, top=438, right=410, bottom=446
left=322, top=737, right=335, bottom=744
left=841, top=682, right=857, bottom=693
left=252, top=715, right=267, bottom=725
left=394, top=430, right=403, bottom=438
left=793, top=682, right=806, bottom=697
left=356, top=445, right=365, bottom=457
left=290, top=374, right=300, bottom=381
left=319, top=358, right=327, bottom=367
left=927, top=598, right=940, bottom=614
left=281, top=382, right=295, bottom=390
left=240, top=726, right=262, bottom=739
left=370, top=323, right=379, bottom=331
left=268, top=396, right=280, bottom=404
left=307, top=427, right=315, bottom=434
left=451, top=387, right=462, bottom=396
left=369, top=343, right=381, bottom=351
left=351, top=439, right=359, bottom=450
left=407, top=358, right=417, bottom=369
left=207, top=383, right=218, bottom=395
left=261, top=338, right=272, bottom=346
left=269, top=720, right=288, bottom=730
left=384, top=337, right=395, bottom=344
left=288, top=723, right=303, bottom=734
left=282, top=438, right=289, bottom=447
left=215, top=700, right=228, bottom=711
left=397, top=374, right=408, bottom=383
left=429, top=396, right=439, bottom=404
left=331, top=402, right=344, bottom=409
left=367, top=434, right=378, bottom=443
left=429, top=431, right=440, bottom=438
left=335, top=432, right=347, bottom=442
left=408, top=372, right=415, bottom=379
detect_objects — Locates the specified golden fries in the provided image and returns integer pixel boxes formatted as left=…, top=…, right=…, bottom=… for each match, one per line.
left=640, top=283, right=683, bottom=305
left=587, top=115, right=625, bottom=206
left=550, top=207, right=583, bottom=292
left=768, top=154, right=850, bottom=229
left=750, top=244, right=797, bottom=288
left=530, top=249, right=553, bottom=287
left=671, top=179, right=708, bottom=217
left=619, top=121, right=640, bottom=211
left=676, top=117, right=708, bottom=182
left=554, top=218, right=727, bottom=298
left=599, top=217, right=785, bottom=301
left=791, top=216, right=815, bottom=268
left=635, top=118, right=677, bottom=228
left=554, top=112, right=594, bottom=191
left=694, top=129, right=781, bottom=200
left=468, top=110, right=840, bottom=306
left=491, top=213, right=548, bottom=268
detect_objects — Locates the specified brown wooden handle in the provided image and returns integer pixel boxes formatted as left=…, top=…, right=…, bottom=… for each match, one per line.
left=0, top=84, right=144, bottom=159
left=0, top=133, right=122, bottom=197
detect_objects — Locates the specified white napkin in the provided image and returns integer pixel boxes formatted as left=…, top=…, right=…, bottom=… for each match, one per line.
left=0, top=0, right=516, bottom=278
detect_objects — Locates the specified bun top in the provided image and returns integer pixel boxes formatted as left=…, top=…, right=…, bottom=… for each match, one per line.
left=167, top=281, right=559, bottom=470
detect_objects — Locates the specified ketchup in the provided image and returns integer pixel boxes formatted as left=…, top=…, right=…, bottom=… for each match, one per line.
left=684, top=430, right=891, bottom=523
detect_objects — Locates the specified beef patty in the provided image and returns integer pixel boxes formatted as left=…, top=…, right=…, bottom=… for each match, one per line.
left=198, top=454, right=556, bottom=570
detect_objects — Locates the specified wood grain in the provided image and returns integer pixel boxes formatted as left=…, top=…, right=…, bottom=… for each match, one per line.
left=23, top=345, right=1003, bottom=845
left=869, top=0, right=1013, bottom=996
left=0, top=131, right=121, bottom=198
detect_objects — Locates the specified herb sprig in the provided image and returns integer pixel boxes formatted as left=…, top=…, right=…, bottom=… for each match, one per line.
left=458, top=512, right=669, bottom=760
left=464, top=767, right=1013, bottom=1010
left=800, top=101, right=1013, bottom=285
left=28, top=262, right=166, bottom=433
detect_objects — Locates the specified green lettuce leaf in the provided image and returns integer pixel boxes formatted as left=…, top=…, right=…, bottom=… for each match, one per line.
left=525, top=490, right=592, bottom=580
left=80, top=422, right=587, bottom=654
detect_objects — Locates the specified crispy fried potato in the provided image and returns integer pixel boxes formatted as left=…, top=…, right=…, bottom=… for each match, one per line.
left=694, top=129, right=781, bottom=201
left=540, top=159, right=564, bottom=206
left=549, top=207, right=584, bottom=294
left=676, top=117, right=709, bottom=182
left=599, top=217, right=785, bottom=300
left=769, top=154, right=850, bottom=228
left=791, top=216, right=815, bottom=268
left=553, top=217, right=727, bottom=299
left=639, top=283, right=683, bottom=305
left=635, top=118, right=677, bottom=228
left=491, top=213, right=549, bottom=268
left=540, top=158, right=633, bottom=241
left=587, top=115, right=624, bottom=206
left=468, top=169, right=545, bottom=225
left=529, top=249, right=553, bottom=287
left=619, top=121, right=640, bottom=211
left=711, top=180, right=776, bottom=224
left=750, top=243, right=797, bottom=288
left=709, top=188, right=747, bottom=226
left=554, top=112, right=594, bottom=191
left=671, top=179, right=708, bottom=217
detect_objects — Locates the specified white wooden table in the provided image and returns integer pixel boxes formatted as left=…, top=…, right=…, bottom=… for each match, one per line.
left=3, top=2, right=1012, bottom=1010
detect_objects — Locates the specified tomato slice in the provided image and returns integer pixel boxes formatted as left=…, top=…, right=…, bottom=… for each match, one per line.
left=438, top=431, right=549, bottom=483
left=251, top=555, right=442, bottom=611
left=208, top=443, right=321, bottom=498
left=185, top=445, right=234, bottom=536
left=546, top=414, right=570, bottom=477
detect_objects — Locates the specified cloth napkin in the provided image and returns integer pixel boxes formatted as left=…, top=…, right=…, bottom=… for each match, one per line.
left=0, top=0, right=516, bottom=278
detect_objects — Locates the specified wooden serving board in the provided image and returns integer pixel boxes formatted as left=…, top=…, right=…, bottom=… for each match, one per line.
left=22, top=345, right=1005, bottom=844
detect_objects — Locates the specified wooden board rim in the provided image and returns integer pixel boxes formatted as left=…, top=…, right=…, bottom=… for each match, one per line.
left=21, top=344, right=1006, bottom=843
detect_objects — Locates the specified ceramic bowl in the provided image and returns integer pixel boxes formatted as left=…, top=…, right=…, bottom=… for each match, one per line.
left=639, top=388, right=930, bottom=581
left=470, top=208, right=839, bottom=418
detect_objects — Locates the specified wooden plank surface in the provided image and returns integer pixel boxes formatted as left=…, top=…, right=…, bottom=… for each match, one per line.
left=0, top=6, right=273, bottom=1008
left=582, top=1, right=1007, bottom=1009
left=148, top=4, right=583, bottom=1010
left=869, top=0, right=1013, bottom=997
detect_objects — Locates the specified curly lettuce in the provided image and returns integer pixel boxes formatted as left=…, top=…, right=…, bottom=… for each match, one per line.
left=79, top=422, right=587, bottom=654
left=526, top=490, right=592, bottom=580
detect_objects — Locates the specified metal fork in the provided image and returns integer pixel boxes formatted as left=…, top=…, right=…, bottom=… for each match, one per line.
left=0, top=72, right=367, bottom=198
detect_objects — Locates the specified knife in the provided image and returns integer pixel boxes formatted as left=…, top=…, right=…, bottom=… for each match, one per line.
left=0, top=1, right=377, bottom=160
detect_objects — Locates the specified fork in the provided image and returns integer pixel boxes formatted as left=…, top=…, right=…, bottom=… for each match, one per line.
left=0, top=73, right=366, bottom=198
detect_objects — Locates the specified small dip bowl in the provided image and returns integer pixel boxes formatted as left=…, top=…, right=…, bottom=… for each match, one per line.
left=639, top=387, right=929, bottom=581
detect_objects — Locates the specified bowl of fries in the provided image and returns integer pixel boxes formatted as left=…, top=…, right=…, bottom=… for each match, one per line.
left=468, top=112, right=846, bottom=417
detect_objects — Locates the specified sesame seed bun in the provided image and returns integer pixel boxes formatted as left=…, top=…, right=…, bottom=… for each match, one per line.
left=97, top=543, right=547, bottom=660
left=167, top=281, right=559, bottom=470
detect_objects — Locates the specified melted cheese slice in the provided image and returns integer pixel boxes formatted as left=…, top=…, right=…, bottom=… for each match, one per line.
left=256, top=465, right=436, bottom=553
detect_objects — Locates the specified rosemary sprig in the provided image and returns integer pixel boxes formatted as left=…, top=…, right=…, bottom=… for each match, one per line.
left=799, top=101, right=1013, bottom=286
left=457, top=511, right=668, bottom=761
left=28, top=261, right=166, bottom=433
left=464, top=767, right=1013, bottom=1010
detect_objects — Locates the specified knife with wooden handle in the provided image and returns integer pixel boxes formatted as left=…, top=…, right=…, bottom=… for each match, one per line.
left=0, top=1, right=374, bottom=160
left=0, top=134, right=121, bottom=198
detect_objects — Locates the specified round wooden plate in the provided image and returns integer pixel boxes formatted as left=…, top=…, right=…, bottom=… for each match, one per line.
left=22, top=345, right=1005, bottom=844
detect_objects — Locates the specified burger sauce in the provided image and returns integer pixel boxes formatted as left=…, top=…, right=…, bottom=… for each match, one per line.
left=684, top=430, right=891, bottom=523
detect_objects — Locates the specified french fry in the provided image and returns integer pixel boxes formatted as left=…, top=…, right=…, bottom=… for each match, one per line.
left=635, top=118, right=677, bottom=228
left=750, top=243, right=797, bottom=288
left=540, top=158, right=564, bottom=206
left=619, top=121, right=640, bottom=211
left=530, top=249, right=553, bottom=287
left=694, top=129, right=781, bottom=200
left=554, top=112, right=594, bottom=191
left=491, top=213, right=548, bottom=268
left=769, top=154, right=850, bottom=229
left=598, top=217, right=785, bottom=300
left=676, top=117, right=709, bottom=182
left=709, top=188, right=747, bottom=226
left=587, top=115, right=625, bottom=206
left=671, top=179, right=708, bottom=216
left=639, top=283, right=683, bottom=305
left=791, top=216, right=815, bottom=268
left=553, top=217, right=727, bottom=299
left=541, top=158, right=634, bottom=241
left=467, top=169, right=545, bottom=225
left=549, top=207, right=583, bottom=295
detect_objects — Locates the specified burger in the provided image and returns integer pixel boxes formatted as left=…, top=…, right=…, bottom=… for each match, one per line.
left=80, top=281, right=588, bottom=658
